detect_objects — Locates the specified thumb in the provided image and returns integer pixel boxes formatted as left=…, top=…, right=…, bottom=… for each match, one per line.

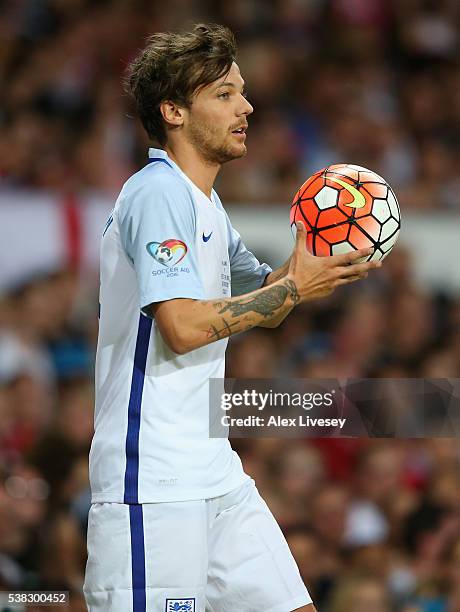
left=295, top=220, right=306, bottom=240
left=295, top=220, right=308, bottom=252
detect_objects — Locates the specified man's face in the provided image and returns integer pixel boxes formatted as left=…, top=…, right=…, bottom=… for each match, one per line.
left=184, top=62, right=253, bottom=164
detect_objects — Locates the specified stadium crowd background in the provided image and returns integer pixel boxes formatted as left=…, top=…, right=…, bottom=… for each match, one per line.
left=0, top=0, right=459, bottom=611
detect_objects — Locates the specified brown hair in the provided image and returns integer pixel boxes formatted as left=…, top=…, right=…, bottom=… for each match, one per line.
left=125, top=23, right=237, bottom=145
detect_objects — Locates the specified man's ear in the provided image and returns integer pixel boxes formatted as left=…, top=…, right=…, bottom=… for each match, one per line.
left=159, top=100, right=186, bottom=128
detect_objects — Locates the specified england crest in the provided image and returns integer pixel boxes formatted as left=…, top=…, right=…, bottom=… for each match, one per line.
left=165, top=599, right=195, bottom=612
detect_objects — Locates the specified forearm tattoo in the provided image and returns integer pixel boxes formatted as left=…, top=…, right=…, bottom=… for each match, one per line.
left=205, top=318, right=243, bottom=341
left=217, top=278, right=299, bottom=319
left=203, top=279, right=300, bottom=342
left=284, top=279, right=300, bottom=305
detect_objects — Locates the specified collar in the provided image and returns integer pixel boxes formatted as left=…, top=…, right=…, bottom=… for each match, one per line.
left=148, top=147, right=173, bottom=167
left=147, top=147, right=215, bottom=204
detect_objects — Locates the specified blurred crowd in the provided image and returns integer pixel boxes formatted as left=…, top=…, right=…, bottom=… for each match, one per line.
left=0, top=0, right=459, bottom=208
left=1, top=0, right=460, bottom=611
left=0, top=244, right=460, bottom=611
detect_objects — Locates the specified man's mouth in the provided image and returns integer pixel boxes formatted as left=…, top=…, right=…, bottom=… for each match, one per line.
left=231, top=126, right=247, bottom=134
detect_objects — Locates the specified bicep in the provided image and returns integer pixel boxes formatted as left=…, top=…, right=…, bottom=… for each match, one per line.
left=150, top=298, right=197, bottom=354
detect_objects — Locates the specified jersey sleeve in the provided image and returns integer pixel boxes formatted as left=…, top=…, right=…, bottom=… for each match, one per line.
left=224, top=213, right=272, bottom=296
left=117, top=177, right=205, bottom=314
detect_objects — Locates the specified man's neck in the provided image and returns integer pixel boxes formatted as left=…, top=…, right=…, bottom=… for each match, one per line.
left=164, top=140, right=220, bottom=198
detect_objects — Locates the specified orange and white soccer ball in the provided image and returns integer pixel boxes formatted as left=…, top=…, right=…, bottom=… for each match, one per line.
left=290, top=164, right=401, bottom=261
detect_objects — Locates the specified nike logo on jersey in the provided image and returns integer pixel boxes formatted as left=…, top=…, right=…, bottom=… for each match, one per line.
left=202, top=231, right=213, bottom=242
left=325, top=175, right=366, bottom=209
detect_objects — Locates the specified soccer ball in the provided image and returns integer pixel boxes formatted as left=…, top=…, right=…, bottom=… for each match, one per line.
left=290, top=164, right=401, bottom=262
left=156, top=245, right=173, bottom=264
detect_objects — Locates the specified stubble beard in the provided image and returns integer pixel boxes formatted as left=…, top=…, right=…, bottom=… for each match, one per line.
left=188, top=119, right=246, bottom=165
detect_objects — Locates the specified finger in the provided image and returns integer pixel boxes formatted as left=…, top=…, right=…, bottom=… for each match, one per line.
left=344, top=272, right=369, bottom=281
left=294, top=221, right=310, bottom=253
left=336, top=272, right=369, bottom=286
left=330, top=248, right=374, bottom=266
left=335, top=274, right=367, bottom=287
left=336, top=261, right=381, bottom=278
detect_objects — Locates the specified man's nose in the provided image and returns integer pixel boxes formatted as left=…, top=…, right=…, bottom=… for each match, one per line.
left=239, top=96, right=254, bottom=117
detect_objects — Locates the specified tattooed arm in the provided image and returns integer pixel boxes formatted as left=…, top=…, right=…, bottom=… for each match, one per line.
left=151, top=277, right=299, bottom=354
left=152, top=223, right=381, bottom=355
left=259, top=258, right=292, bottom=327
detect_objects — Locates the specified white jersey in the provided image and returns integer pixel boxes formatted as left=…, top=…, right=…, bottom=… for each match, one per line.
left=90, top=148, right=271, bottom=503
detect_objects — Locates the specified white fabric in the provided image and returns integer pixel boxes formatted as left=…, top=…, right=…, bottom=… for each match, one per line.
left=89, top=149, right=271, bottom=504
left=83, top=480, right=312, bottom=612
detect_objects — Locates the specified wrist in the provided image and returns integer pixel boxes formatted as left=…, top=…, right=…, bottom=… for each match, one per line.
left=282, top=276, right=300, bottom=307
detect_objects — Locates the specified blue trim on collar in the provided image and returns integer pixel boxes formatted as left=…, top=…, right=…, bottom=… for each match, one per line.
left=147, top=157, right=173, bottom=168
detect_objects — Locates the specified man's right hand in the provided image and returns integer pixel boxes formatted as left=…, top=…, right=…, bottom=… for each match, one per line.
left=287, top=221, right=382, bottom=303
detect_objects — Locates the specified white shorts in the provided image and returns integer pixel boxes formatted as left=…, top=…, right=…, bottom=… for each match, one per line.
left=83, top=479, right=312, bottom=612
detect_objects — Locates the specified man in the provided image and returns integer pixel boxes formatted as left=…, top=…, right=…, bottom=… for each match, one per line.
left=83, top=23, right=380, bottom=612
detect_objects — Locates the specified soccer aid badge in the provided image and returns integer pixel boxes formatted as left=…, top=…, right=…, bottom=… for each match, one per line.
left=146, top=239, right=188, bottom=267
left=165, top=599, right=195, bottom=612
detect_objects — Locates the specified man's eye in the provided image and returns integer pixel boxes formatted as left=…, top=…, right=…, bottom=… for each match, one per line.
left=218, top=92, right=230, bottom=99
left=242, top=90, right=248, bottom=99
